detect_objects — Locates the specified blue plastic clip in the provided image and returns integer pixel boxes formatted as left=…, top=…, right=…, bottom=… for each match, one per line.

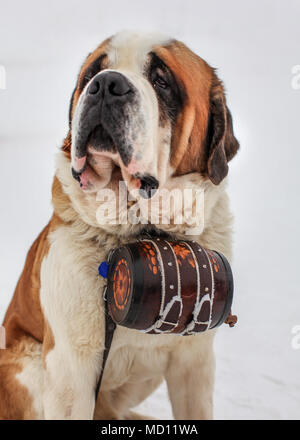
left=98, top=261, right=109, bottom=279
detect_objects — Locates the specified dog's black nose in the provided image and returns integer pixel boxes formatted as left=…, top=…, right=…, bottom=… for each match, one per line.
left=107, top=72, right=132, bottom=96
left=88, top=71, right=132, bottom=98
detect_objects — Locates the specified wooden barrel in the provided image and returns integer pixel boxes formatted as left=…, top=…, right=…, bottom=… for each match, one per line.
left=105, top=238, right=234, bottom=335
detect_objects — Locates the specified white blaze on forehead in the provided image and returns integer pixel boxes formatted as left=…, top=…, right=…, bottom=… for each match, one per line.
left=109, top=30, right=172, bottom=72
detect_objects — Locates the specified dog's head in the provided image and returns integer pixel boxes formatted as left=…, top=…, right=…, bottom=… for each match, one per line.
left=64, top=31, right=238, bottom=191
left=58, top=31, right=239, bottom=234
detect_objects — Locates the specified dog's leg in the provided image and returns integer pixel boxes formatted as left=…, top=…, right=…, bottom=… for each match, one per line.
left=40, top=228, right=107, bottom=420
left=94, top=376, right=162, bottom=420
left=42, top=340, right=101, bottom=420
left=165, top=332, right=215, bottom=420
left=41, top=311, right=104, bottom=420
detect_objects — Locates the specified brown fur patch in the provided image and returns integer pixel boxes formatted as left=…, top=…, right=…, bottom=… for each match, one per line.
left=0, top=338, right=39, bottom=420
left=2, top=224, right=51, bottom=346
left=156, top=41, right=239, bottom=182
left=3, top=213, right=63, bottom=347
left=0, top=214, right=63, bottom=419
left=155, top=42, right=213, bottom=176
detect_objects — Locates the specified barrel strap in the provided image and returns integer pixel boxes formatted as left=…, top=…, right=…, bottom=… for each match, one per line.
left=95, top=300, right=116, bottom=403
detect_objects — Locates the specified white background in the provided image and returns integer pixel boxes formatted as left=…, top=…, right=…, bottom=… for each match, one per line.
left=0, top=0, right=299, bottom=419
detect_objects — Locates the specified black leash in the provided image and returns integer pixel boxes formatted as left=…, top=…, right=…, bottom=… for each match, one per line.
left=95, top=298, right=116, bottom=402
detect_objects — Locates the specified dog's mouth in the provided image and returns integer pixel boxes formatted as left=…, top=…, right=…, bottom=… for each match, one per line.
left=88, top=124, right=117, bottom=155
left=71, top=123, right=159, bottom=199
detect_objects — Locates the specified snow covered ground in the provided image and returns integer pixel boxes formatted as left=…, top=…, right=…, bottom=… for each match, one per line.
left=1, top=0, right=300, bottom=419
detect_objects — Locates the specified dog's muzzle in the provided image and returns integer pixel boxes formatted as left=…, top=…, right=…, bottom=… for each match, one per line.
left=72, top=71, right=135, bottom=166
left=71, top=71, right=159, bottom=198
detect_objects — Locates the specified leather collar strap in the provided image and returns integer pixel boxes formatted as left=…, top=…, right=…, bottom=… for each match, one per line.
left=95, top=299, right=116, bottom=402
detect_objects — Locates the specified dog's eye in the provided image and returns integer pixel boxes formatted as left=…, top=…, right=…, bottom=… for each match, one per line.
left=153, top=74, right=169, bottom=90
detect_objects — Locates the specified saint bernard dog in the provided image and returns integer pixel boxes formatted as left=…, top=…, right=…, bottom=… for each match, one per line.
left=0, top=31, right=239, bottom=420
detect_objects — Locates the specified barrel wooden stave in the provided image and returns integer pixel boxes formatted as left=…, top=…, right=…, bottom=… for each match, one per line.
left=106, top=239, right=233, bottom=335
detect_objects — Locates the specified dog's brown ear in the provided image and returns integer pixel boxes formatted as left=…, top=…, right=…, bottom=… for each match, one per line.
left=206, top=75, right=239, bottom=184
